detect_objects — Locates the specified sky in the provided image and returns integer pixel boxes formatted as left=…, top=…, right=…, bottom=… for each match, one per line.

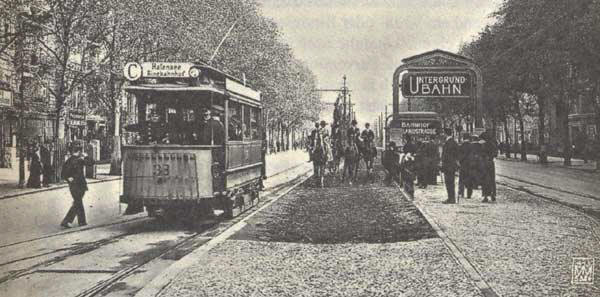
left=258, top=0, right=501, bottom=125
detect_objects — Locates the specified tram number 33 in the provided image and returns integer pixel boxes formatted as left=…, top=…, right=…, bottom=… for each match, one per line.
left=152, top=164, right=170, bottom=176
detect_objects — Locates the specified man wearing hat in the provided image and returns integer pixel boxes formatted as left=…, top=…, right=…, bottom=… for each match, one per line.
left=308, top=122, right=319, bottom=162
left=198, top=106, right=225, bottom=145
left=60, top=144, right=94, bottom=228
left=347, top=119, right=360, bottom=145
left=382, top=141, right=400, bottom=184
left=441, top=128, right=460, bottom=204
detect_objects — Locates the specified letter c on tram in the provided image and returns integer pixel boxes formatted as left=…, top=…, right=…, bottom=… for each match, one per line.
left=124, top=62, right=142, bottom=81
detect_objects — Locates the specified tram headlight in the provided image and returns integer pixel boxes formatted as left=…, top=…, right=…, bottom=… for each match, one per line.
left=189, top=67, right=200, bottom=78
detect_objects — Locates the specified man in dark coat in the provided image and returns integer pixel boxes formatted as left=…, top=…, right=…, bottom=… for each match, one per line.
left=441, top=128, right=459, bottom=204
left=425, top=137, right=439, bottom=185
left=360, top=123, right=375, bottom=145
left=415, top=141, right=428, bottom=189
left=61, top=144, right=94, bottom=228
left=382, top=141, right=400, bottom=184
left=347, top=120, right=360, bottom=145
left=480, top=131, right=498, bottom=202
left=308, top=122, right=319, bottom=161
left=403, top=134, right=417, bottom=154
left=198, top=108, right=225, bottom=145
left=40, top=141, right=53, bottom=186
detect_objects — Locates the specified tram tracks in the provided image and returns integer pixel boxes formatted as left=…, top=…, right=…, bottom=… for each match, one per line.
left=0, top=162, right=312, bottom=296
left=497, top=173, right=600, bottom=201
left=0, top=161, right=309, bottom=251
left=77, top=168, right=312, bottom=297
left=496, top=175, right=600, bottom=243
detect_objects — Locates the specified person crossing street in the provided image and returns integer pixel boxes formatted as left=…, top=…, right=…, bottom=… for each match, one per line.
left=60, top=144, right=95, bottom=228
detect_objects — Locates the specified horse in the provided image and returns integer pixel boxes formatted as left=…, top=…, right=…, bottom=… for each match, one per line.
left=328, top=137, right=343, bottom=175
left=342, top=140, right=361, bottom=185
left=312, top=130, right=332, bottom=188
left=358, top=140, right=377, bottom=179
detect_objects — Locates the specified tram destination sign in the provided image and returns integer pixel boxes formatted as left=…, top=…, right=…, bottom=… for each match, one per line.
left=124, top=62, right=199, bottom=81
left=401, top=72, right=471, bottom=98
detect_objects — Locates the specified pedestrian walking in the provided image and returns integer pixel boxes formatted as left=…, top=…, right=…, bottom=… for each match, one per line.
left=441, top=128, right=459, bottom=204
left=479, top=131, right=498, bottom=202
left=60, top=144, right=94, bottom=228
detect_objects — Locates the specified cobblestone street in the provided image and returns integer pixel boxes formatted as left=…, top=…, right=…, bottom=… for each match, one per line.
left=413, top=181, right=600, bottom=297
left=155, top=168, right=484, bottom=297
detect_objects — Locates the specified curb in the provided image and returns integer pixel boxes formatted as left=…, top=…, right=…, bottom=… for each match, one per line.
left=133, top=171, right=312, bottom=297
left=0, top=176, right=122, bottom=200
left=496, top=156, right=597, bottom=174
left=395, top=182, right=501, bottom=297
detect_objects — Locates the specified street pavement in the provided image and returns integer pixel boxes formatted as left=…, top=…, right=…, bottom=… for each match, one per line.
left=0, top=149, right=311, bottom=297
left=412, top=181, right=600, bottom=297
left=138, top=157, right=600, bottom=297
left=0, top=149, right=309, bottom=247
left=151, top=168, right=483, bottom=297
left=2, top=150, right=599, bottom=296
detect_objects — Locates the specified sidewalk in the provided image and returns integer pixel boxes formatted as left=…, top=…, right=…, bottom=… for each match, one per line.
left=497, top=153, right=597, bottom=172
left=411, top=182, right=600, bottom=296
left=0, top=150, right=309, bottom=200
left=0, top=163, right=118, bottom=200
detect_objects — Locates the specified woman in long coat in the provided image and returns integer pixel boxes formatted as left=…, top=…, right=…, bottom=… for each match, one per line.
left=27, top=144, right=42, bottom=188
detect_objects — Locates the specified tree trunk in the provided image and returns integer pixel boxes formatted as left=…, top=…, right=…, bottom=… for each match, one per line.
left=17, top=78, right=25, bottom=188
left=519, top=118, right=527, bottom=161
left=557, top=101, right=572, bottom=166
left=538, top=97, right=548, bottom=164
left=491, top=117, right=497, bottom=140
left=503, top=118, right=510, bottom=158
left=109, top=92, right=121, bottom=175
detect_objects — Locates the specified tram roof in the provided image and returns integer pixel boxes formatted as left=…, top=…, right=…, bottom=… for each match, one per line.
left=123, top=62, right=261, bottom=104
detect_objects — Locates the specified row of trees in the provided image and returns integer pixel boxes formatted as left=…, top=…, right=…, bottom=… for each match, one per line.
left=424, top=0, right=600, bottom=168
left=2, top=0, right=321, bottom=176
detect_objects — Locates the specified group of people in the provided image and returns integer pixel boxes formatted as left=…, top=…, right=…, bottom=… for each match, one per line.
left=382, top=128, right=498, bottom=204
left=26, top=140, right=55, bottom=188
left=307, top=120, right=376, bottom=162
left=136, top=107, right=225, bottom=146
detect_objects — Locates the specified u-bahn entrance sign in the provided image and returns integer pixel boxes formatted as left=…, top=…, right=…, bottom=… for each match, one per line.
left=401, top=72, right=471, bottom=98
left=391, top=49, right=483, bottom=128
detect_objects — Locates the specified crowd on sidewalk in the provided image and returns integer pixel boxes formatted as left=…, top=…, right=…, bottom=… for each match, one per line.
left=383, top=128, right=498, bottom=204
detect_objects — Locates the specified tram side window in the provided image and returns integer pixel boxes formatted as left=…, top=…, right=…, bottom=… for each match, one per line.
left=243, top=105, right=252, bottom=140
left=228, top=101, right=243, bottom=141
left=250, top=107, right=261, bottom=140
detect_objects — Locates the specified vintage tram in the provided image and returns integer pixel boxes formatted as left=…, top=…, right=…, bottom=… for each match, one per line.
left=120, top=62, right=265, bottom=223
left=385, top=111, right=442, bottom=150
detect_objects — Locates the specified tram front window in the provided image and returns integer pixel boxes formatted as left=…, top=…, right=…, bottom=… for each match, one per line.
left=135, top=92, right=223, bottom=145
